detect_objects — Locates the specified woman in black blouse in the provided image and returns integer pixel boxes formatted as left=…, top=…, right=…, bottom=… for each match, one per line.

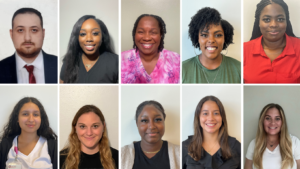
left=182, top=96, right=241, bottom=169
left=60, top=15, right=118, bottom=83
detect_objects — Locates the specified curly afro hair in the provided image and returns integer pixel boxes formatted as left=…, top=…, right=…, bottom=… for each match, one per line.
left=132, top=14, right=166, bottom=52
left=188, top=7, right=234, bottom=50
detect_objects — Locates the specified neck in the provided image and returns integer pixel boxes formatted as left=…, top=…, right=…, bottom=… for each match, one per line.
left=203, top=131, right=219, bottom=143
left=139, top=51, right=160, bottom=62
left=19, top=131, right=39, bottom=144
left=262, top=36, right=286, bottom=50
left=199, top=53, right=222, bottom=70
left=17, top=52, right=39, bottom=64
left=267, top=134, right=279, bottom=143
left=82, top=51, right=100, bottom=61
left=140, top=139, right=162, bottom=152
left=81, top=144, right=99, bottom=155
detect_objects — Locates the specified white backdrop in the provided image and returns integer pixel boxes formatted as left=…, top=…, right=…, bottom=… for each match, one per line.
left=59, top=85, right=119, bottom=150
left=244, top=0, right=300, bottom=42
left=0, top=86, right=58, bottom=136
left=182, top=85, right=241, bottom=142
left=121, top=85, right=180, bottom=147
left=182, top=0, right=241, bottom=62
left=0, top=0, right=58, bottom=59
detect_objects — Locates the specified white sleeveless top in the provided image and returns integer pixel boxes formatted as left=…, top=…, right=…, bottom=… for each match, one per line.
left=5, top=136, right=52, bottom=169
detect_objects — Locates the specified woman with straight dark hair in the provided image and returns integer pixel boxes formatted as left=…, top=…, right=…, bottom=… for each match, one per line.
left=244, top=0, right=300, bottom=83
left=60, top=15, right=118, bottom=83
left=0, top=97, right=57, bottom=169
left=182, top=96, right=240, bottom=169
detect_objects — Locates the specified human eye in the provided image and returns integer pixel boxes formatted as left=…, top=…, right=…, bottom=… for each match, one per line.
left=215, top=34, right=223, bottom=38
left=214, top=112, right=220, bottom=115
left=17, top=29, right=23, bottom=33
left=202, top=112, right=208, bottom=116
left=265, top=117, right=270, bottom=120
left=200, top=34, right=207, bottom=38
left=276, top=117, right=281, bottom=121
left=93, top=125, right=99, bottom=128
left=141, top=119, right=148, bottom=123
left=33, top=113, right=40, bottom=117
left=79, top=32, right=86, bottom=37
left=155, top=118, right=162, bottom=122
left=278, top=18, right=285, bottom=22
left=79, top=125, right=86, bottom=129
left=22, top=113, right=28, bottom=116
left=262, top=18, right=270, bottom=23
left=32, top=29, right=38, bottom=33
left=93, top=32, right=100, bottom=36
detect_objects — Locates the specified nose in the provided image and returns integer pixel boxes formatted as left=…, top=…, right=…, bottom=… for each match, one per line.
left=24, top=30, right=31, bottom=42
left=270, top=19, right=278, bottom=28
left=28, top=114, right=34, bottom=122
left=208, top=35, right=215, bottom=43
left=143, top=32, right=151, bottom=41
left=86, top=33, right=93, bottom=42
left=86, top=127, right=93, bottom=136
left=207, top=112, right=215, bottom=120
left=148, top=120, right=155, bottom=129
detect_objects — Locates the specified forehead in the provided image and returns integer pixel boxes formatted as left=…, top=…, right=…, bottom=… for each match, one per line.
left=260, top=3, right=286, bottom=17
left=265, top=107, right=281, bottom=116
left=19, top=102, right=40, bottom=111
left=77, top=112, right=101, bottom=123
left=201, top=100, right=219, bottom=110
left=138, top=105, right=163, bottom=118
left=81, top=19, right=100, bottom=30
left=137, top=16, right=160, bottom=29
left=13, top=13, right=41, bottom=28
left=200, top=23, right=223, bottom=33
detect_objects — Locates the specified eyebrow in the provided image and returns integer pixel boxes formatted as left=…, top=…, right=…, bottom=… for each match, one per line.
left=141, top=114, right=162, bottom=118
left=201, top=110, right=219, bottom=112
left=265, top=115, right=281, bottom=118
left=80, top=28, right=101, bottom=31
left=201, top=30, right=223, bottom=34
left=262, top=14, right=285, bottom=17
left=77, top=122, right=101, bottom=125
left=21, top=110, right=40, bottom=113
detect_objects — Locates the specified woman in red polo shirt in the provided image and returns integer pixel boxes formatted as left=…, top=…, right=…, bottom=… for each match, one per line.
left=244, top=0, right=300, bottom=83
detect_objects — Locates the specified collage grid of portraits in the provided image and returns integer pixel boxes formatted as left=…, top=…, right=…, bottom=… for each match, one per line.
left=0, top=0, right=300, bottom=169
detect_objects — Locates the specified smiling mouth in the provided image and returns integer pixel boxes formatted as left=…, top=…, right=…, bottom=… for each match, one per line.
left=26, top=124, right=35, bottom=127
left=206, top=123, right=217, bottom=127
left=147, top=132, right=158, bottom=137
left=205, top=46, right=218, bottom=53
left=84, top=137, right=95, bottom=140
left=269, top=127, right=277, bottom=130
left=269, top=31, right=279, bottom=35
left=85, top=44, right=96, bottom=51
left=142, top=44, right=153, bottom=49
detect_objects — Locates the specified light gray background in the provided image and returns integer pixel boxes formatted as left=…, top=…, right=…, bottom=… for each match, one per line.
left=0, top=0, right=58, bottom=59
left=121, top=85, right=180, bottom=147
left=60, top=0, right=119, bottom=70
left=0, top=86, right=58, bottom=136
left=121, top=0, right=180, bottom=55
left=244, top=0, right=300, bottom=42
left=182, top=0, right=241, bottom=62
left=182, top=85, right=241, bottom=142
left=244, top=86, right=300, bottom=161
left=59, top=85, right=119, bottom=150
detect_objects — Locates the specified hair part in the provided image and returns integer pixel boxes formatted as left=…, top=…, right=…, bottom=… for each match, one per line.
left=12, top=8, right=43, bottom=28
left=135, top=100, right=166, bottom=121
left=63, top=15, right=114, bottom=83
left=61, top=105, right=115, bottom=169
left=250, top=0, right=296, bottom=40
left=253, top=103, right=293, bottom=169
left=188, top=95, right=231, bottom=161
left=188, top=7, right=234, bottom=51
left=132, top=14, right=166, bottom=52
left=0, top=97, right=57, bottom=141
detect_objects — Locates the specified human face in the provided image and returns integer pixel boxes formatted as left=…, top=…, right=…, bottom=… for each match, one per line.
left=263, top=108, right=282, bottom=136
left=198, top=24, right=224, bottom=60
left=135, top=16, right=161, bottom=57
left=199, top=100, right=222, bottom=135
left=79, top=19, right=102, bottom=57
left=10, top=13, right=45, bottom=58
left=137, top=105, right=165, bottom=144
left=259, top=3, right=287, bottom=42
left=18, top=102, right=41, bottom=134
left=76, top=112, right=104, bottom=152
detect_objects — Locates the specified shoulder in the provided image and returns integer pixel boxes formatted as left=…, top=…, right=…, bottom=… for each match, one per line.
left=162, top=49, right=180, bottom=58
left=102, top=52, right=118, bottom=59
left=167, top=141, right=180, bottom=151
left=288, top=35, right=300, bottom=43
left=182, top=56, right=197, bottom=71
left=224, top=55, right=241, bottom=65
left=0, top=54, right=15, bottom=65
left=244, top=37, right=260, bottom=47
left=0, top=137, right=14, bottom=146
left=42, top=51, right=58, bottom=59
left=121, top=143, right=135, bottom=152
left=121, top=49, right=136, bottom=59
left=227, top=136, right=241, bottom=151
left=110, top=147, right=119, bottom=155
left=290, top=134, right=300, bottom=146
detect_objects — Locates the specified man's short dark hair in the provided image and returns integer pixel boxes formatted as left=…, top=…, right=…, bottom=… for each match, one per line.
left=12, top=8, right=43, bottom=28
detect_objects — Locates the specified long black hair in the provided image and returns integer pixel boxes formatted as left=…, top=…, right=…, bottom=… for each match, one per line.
left=135, top=100, right=166, bottom=121
left=0, top=97, right=57, bottom=140
left=250, top=0, right=296, bottom=40
left=132, top=14, right=166, bottom=52
left=63, top=15, right=114, bottom=83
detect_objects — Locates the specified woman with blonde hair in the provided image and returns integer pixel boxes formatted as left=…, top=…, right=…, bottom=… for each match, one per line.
left=182, top=96, right=241, bottom=168
left=60, top=105, right=118, bottom=169
left=245, top=104, right=300, bottom=169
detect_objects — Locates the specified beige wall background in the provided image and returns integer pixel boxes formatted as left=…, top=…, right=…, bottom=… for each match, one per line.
left=182, top=0, right=241, bottom=62
left=121, top=0, right=180, bottom=54
left=0, top=0, right=58, bottom=59
left=244, top=86, right=300, bottom=162
left=244, top=0, right=300, bottom=42
left=59, top=86, right=119, bottom=150
left=182, top=85, right=241, bottom=142
left=121, top=86, right=180, bottom=147
left=0, top=86, right=58, bottom=136
left=60, top=0, right=119, bottom=70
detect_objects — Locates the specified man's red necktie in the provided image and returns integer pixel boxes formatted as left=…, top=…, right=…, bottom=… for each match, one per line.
left=24, top=65, right=36, bottom=84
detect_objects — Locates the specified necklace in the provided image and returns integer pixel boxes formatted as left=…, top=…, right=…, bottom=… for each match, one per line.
left=206, top=141, right=219, bottom=154
left=82, top=55, right=100, bottom=70
left=200, top=54, right=222, bottom=83
left=141, top=140, right=163, bottom=154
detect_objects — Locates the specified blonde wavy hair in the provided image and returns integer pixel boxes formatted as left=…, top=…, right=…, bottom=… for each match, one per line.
left=253, top=103, right=293, bottom=169
left=61, top=105, right=115, bottom=169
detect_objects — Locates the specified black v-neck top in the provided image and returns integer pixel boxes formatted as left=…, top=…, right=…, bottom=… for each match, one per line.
left=132, top=141, right=170, bottom=169
left=182, top=136, right=241, bottom=169
left=60, top=51, right=118, bottom=83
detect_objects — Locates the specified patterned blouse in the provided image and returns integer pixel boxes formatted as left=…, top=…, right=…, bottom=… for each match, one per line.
left=121, top=49, right=180, bottom=83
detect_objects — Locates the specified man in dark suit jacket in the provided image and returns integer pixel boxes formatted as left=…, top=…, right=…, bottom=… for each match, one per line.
left=0, top=7, right=57, bottom=83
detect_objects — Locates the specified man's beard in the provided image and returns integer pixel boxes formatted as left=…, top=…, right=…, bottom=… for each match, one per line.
left=16, top=42, right=41, bottom=58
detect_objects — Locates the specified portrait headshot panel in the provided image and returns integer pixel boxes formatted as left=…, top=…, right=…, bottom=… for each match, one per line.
left=0, top=0, right=58, bottom=59
left=121, top=0, right=180, bottom=54
left=243, top=0, right=300, bottom=42
left=59, top=85, right=119, bottom=150
left=182, top=85, right=241, bottom=142
left=244, top=86, right=300, bottom=165
left=59, top=0, right=118, bottom=59
left=121, top=85, right=180, bottom=147
left=182, top=0, right=241, bottom=62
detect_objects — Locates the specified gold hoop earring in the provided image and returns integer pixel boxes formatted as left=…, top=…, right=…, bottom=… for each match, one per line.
left=221, top=48, right=228, bottom=56
left=194, top=43, right=200, bottom=56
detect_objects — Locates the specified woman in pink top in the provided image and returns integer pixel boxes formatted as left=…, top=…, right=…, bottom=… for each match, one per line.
left=121, top=14, right=180, bottom=84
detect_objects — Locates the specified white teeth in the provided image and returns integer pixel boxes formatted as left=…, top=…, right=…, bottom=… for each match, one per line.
left=206, top=124, right=215, bottom=126
left=143, top=44, right=151, bottom=46
left=207, top=47, right=216, bottom=50
left=86, top=46, right=94, bottom=47
left=269, top=127, right=276, bottom=129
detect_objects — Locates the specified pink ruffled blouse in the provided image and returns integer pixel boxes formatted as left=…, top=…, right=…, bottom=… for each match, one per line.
left=121, top=49, right=180, bottom=83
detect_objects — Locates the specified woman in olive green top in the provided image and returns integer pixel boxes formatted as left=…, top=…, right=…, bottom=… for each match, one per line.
left=182, top=7, right=241, bottom=84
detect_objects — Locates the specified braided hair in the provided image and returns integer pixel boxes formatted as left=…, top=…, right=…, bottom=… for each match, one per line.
left=250, top=0, right=296, bottom=40
left=132, top=14, right=166, bottom=52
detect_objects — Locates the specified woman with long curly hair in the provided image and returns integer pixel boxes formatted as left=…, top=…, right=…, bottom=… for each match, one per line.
left=245, top=104, right=300, bottom=169
left=60, top=15, right=118, bottom=83
left=60, top=105, right=118, bottom=169
left=0, top=97, right=57, bottom=169
left=182, top=96, right=241, bottom=168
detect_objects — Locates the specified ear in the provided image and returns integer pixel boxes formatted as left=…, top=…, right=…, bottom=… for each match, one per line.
left=10, top=29, right=13, bottom=39
left=42, top=29, right=45, bottom=38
